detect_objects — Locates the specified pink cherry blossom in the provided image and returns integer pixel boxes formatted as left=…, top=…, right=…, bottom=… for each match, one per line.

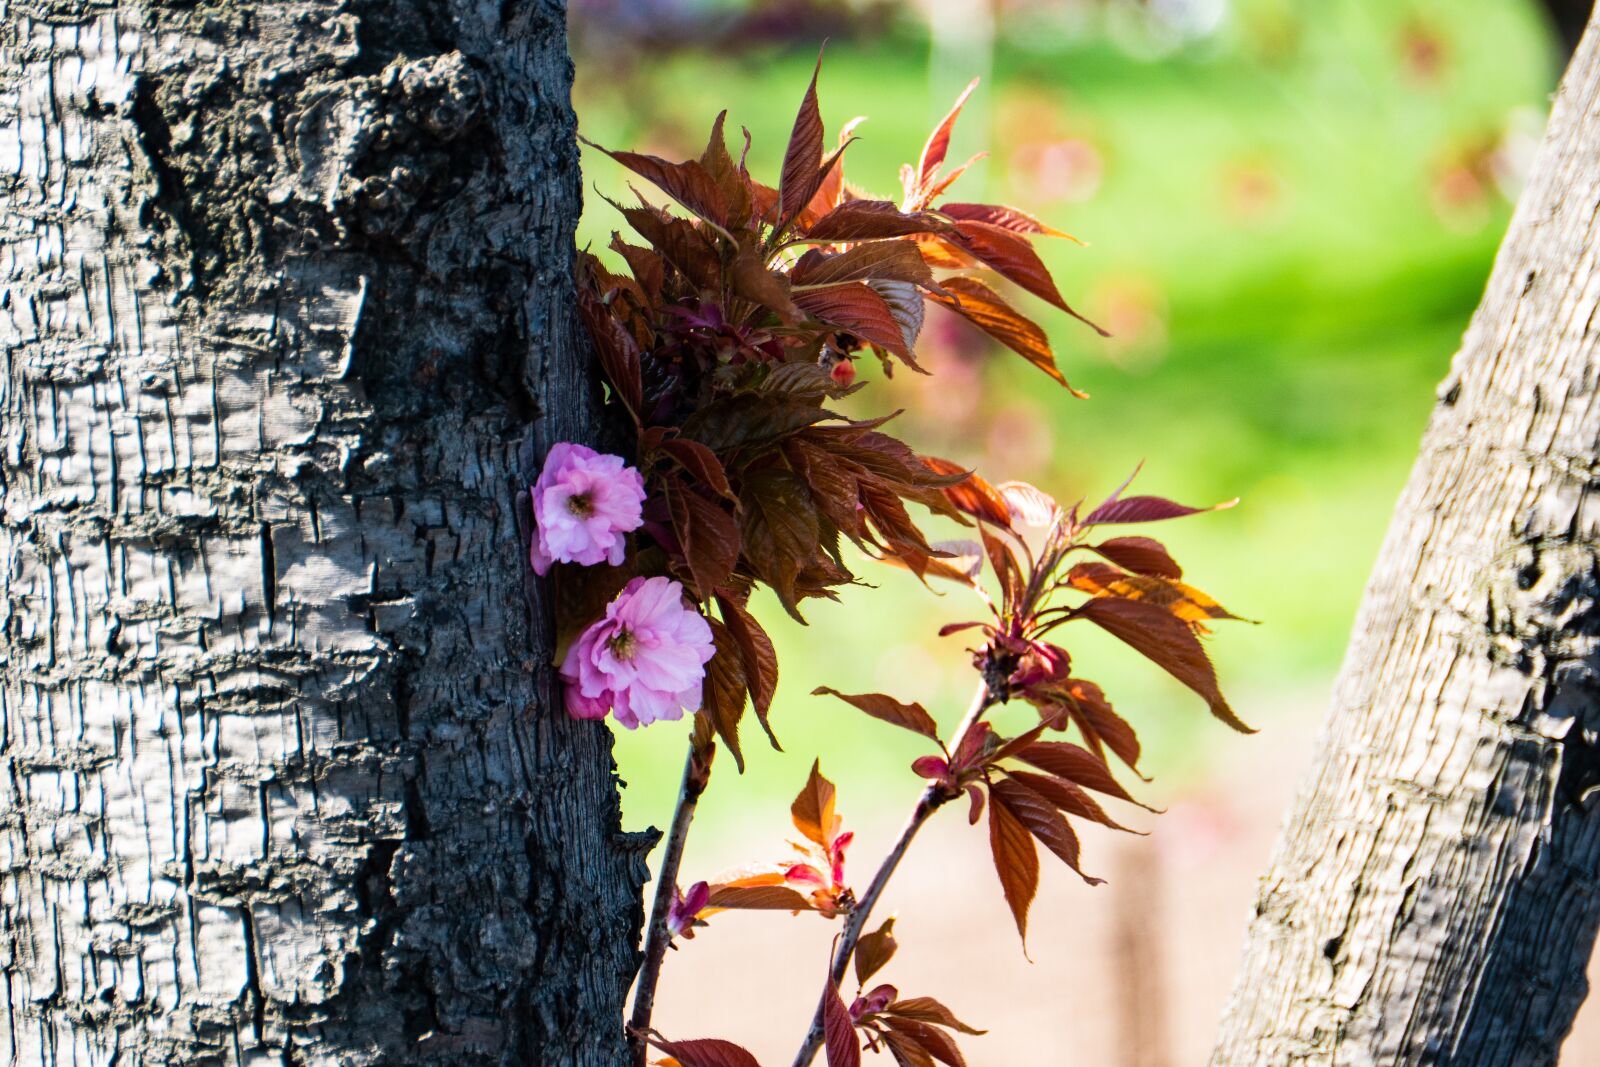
left=560, top=576, right=715, bottom=729
left=529, top=442, right=646, bottom=575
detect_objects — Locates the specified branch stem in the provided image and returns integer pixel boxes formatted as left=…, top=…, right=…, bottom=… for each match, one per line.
left=628, top=741, right=707, bottom=1065
left=789, top=680, right=996, bottom=1067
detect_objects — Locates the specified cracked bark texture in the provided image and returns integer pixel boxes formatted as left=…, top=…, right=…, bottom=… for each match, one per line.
left=1211, top=12, right=1600, bottom=1067
left=0, top=2, right=647, bottom=1064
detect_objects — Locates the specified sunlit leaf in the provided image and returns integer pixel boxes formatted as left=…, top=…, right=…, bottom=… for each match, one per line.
left=650, top=1037, right=765, bottom=1067
left=884, top=1017, right=969, bottom=1067
left=937, top=202, right=1077, bottom=241
left=947, top=220, right=1106, bottom=335
left=1013, top=740, right=1152, bottom=809
left=928, top=277, right=1081, bottom=394
left=703, top=883, right=814, bottom=912
left=805, top=200, right=955, bottom=242
left=1084, top=493, right=1238, bottom=526
left=824, top=982, right=862, bottom=1067
left=1089, top=535, right=1183, bottom=579
left=1076, top=597, right=1254, bottom=733
left=582, top=137, right=730, bottom=228
left=791, top=759, right=838, bottom=849
left=921, top=456, right=1011, bottom=526
left=794, top=283, right=912, bottom=358
left=992, top=777, right=1100, bottom=886
left=792, top=242, right=936, bottom=289
left=1004, top=768, right=1136, bottom=835
left=914, top=78, right=979, bottom=202
left=885, top=997, right=985, bottom=1036
left=781, top=51, right=827, bottom=222
left=813, top=687, right=941, bottom=743
left=986, top=788, right=1039, bottom=947
left=855, top=917, right=899, bottom=986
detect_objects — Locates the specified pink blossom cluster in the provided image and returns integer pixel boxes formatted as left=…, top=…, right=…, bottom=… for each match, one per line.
left=528, top=442, right=646, bottom=575
left=530, top=444, right=713, bottom=729
left=561, top=576, right=715, bottom=729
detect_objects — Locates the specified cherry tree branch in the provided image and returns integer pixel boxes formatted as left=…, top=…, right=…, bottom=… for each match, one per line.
left=628, top=739, right=711, bottom=1065
left=789, top=680, right=999, bottom=1067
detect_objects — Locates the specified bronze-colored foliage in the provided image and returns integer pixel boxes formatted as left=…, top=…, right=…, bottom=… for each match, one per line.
left=575, top=54, right=1103, bottom=768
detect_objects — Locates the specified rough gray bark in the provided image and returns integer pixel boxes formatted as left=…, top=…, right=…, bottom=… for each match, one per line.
left=0, top=2, right=646, bottom=1065
left=1211, top=12, right=1600, bottom=1067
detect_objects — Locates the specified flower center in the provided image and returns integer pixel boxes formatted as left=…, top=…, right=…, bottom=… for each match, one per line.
left=566, top=491, right=595, bottom=518
left=607, top=627, right=637, bottom=661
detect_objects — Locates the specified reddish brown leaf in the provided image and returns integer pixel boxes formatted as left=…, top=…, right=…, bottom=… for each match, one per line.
left=792, top=242, right=936, bottom=288
left=1090, top=535, right=1183, bottom=579
left=730, top=243, right=801, bottom=321
left=740, top=467, right=822, bottom=621
left=1076, top=596, right=1254, bottom=732
left=997, top=480, right=1059, bottom=527
left=684, top=394, right=837, bottom=452
left=993, top=776, right=1103, bottom=886
left=584, top=138, right=730, bottom=228
left=650, top=1037, right=764, bottom=1067
left=869, top=280, right=928, bottom=360
left=921, top=456, right=1011, bottom=526
left=609, top=234, right=666, bottom=302
left=793, top=283, right=911, bottom=358
left=666, top=479, right=740, bottom=601
left=713, top=594, right=779, bottom=747
left=704, top=883, right=814, bottom=912
left=980, top=525, right=1025, bottom=610
left=783, top=438, right=866, bottom=540
left=824, top=982, right=861, bottom=1067
left=701, top=110, right=753, bottom=227
left=986, top=787, right=1039, bottom=946
left=937, top=201, right=1074, bottom=239
left=1056, top=679, right=1143, bottom=772
left=780, top=53, right=827, bottom=222
left=948, top=220, right=1106, bottom=335
left=882, top=1031, right=937, bottom=1067
left=791, top=759, right=838, bottom=849
left=1084, top=493, right=1237, bottom=526
left=658, top=437, right=735, bottom=501
left=575, top=268, right=644, bottom=418
left=916, top=78, right=979, bottom=198
left=854, top=917, right=898, bottom=986
left=1066, top=563, right=1248, bottom=626
left=885, top=997, right=984, bottom=1035
left=929, top=277, right=1079, bottom=394
left=812, top=687, right=940, bottom=742
left=617, top=202, right=723, bottom=291
left=805, top=200, right=955, bottom=242
left=1004, top=768, right=1134, bottom=834
left=1014, top=740, right=1150, bottom=808
left=883, top=1017, right=969, bottom=1067
left=702, top=621, right=749, bottom=772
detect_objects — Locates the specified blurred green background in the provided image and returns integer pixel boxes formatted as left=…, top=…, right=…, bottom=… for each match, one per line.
left=569, top=0, right=1564, bottom=844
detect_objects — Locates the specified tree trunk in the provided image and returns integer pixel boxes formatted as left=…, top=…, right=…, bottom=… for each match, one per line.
left=0, top=3, right=645, bottom=1065
left=1211, top=12, right=1600, bottom=1067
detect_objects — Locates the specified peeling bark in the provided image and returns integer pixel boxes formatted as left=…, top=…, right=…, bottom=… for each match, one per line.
left=0, top=2, right=646, bottom=1064
left=1212, top=12, right=1600, bottom=1067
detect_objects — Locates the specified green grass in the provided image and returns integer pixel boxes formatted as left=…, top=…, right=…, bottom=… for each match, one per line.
left=572, top=0, right=1559, bottom=839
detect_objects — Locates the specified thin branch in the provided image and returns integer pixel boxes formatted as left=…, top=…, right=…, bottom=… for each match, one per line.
left=789, top=680, right=997, bottom=1067
left=628, top=739, right=710, bottom=1065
